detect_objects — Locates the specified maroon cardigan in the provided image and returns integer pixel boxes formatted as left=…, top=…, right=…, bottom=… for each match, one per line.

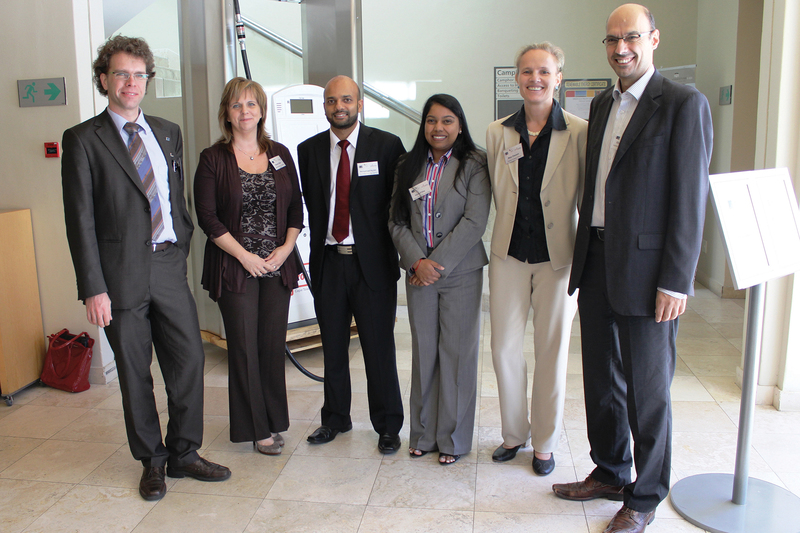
left=194, top=141, right=304, bottom=302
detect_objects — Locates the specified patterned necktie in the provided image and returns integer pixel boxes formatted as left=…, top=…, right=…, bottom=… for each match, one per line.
left=124, top=122, right=164, bottom=243
left=332, top=139, right=351, bottom=243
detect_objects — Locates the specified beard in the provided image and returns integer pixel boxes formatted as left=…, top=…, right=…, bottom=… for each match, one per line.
left=326, top=110, right=358, bottom=131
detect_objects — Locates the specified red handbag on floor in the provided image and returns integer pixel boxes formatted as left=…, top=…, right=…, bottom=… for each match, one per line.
left=40, top=329, right=94, bottom=393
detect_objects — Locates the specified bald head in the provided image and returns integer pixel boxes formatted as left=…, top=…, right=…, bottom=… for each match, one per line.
left=605, top=3, right=659, bottom=91
left=324, top=75, right=363, bottom=139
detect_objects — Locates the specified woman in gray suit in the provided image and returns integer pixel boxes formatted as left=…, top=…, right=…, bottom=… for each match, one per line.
left=486, top=43, right=587, bottom=475
left=389, top=94, right=491, bottom=464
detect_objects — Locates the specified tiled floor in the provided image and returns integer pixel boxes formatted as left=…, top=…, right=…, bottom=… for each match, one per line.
left=2, top=283, right=799, bottom=532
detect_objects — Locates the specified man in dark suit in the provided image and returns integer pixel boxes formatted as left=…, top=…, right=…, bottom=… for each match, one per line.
left=552, top=5, right=712, bottom=533
left=61, top=36, right=230, bottom=502
left=298, top=75, right=405, bottom=453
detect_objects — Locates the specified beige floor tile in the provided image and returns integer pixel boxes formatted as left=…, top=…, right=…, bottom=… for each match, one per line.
left=293, top=421, right=386, bottom=459
left=680, top=355, right=740, bottom=376
left=478, top=396, right=502, bottom=428
left=360, top=507, right=474, bottom=532
left=94, top=390, right=124, bottom=410
left=202, top=386, right=230, bottom=417
left=200, top=414, right=230, bottom=452
left=23, top=485, right=155, bottom=533
left=0, top=479, right=73, bottom=533
left=368, top=458, right=476, bottom=510
left=670, top=376, right=714, bottom=402
left=202, top=361, right=230, bottom=388
left=30, top=383, right=120, bottom=409
left=285, top=365, right=326, bottom=392
left=286, top=389, right=324, bottom=420
left=676, top=321, right=726, bottom=339
left=475, top=463, right=584, bottom=514
left=51, top=408, right=129, bottom=443
left=677, top=337, right=740, bottom=357
left=267, top=455, right=381, bottom=505
left=202, top=342, right=228, bottom=366
left=473, top=511, right=590, bottom=533
left=81, top=447, right=176, bottom=490
left=750, top=404, right=800, bottom=434
left=245, top=500, right=364, bottom=532
left=674, top=356, right=693, bottom=377
left=562, top=399, right=588, bottom=430
left=671, top=431, right=771, bottom=474
left=132, top=492, right=261, bottom=533
left=0, top=436, right=44, bottom=471
left=0, top=404, right=87, bottom=439
left=1, top=439, right=119, bottom=483
left=170, top=449, right=287, bottom=498
left=565, top=374, right=585, bottom=401
left=671, top=401, right=737, bottom=433
left=697, top=376, right=742, bottom=403
left=751, top=432, right=800, bottom=473
left=776, top=471, right=800, bottom=497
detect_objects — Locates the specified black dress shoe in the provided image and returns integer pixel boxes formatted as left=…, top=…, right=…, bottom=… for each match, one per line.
left=492, top=444, right=521, bottom=462
left=166, top=457, right=231, bottom=481
left=378, top=433, right=401, bottom=453
left=307, top=424, right=352, bottom=444
left=532, top=453, right=555, bottom=476
left=139, top=466, right=166, bottom=501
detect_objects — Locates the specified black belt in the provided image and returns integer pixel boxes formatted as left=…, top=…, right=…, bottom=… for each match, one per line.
left=327, top=244, right=356, bottom=255
left=153, top=242, right=172, bottom=252
left=591, top=227, right=605, bottom=241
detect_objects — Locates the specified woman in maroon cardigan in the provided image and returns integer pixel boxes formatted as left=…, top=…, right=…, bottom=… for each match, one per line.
left=194, top=78, right=303, bottom=455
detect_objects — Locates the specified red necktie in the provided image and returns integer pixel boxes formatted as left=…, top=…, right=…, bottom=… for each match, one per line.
left=332, top=139, right=350, bottom=243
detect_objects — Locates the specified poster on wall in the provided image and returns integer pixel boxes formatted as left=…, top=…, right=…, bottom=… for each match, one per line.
left=559, top=79, right=612, bottom=120
left=494, top=66, right=522, bottom=120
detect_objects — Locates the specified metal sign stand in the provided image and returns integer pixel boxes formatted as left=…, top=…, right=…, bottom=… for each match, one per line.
left=670, top=168, right=800, bottom=532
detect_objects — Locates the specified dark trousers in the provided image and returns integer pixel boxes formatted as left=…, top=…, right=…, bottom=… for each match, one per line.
left=577, top=233, right=677, bottom=512
left=218, top=275, right=291, bottom=442
left=103, top=244, right=204, bottom=468
left=315, top=247, right=404, bottom=435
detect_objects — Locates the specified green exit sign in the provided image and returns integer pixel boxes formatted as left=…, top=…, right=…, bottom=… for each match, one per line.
left=17, top=78, right=66, bottom=107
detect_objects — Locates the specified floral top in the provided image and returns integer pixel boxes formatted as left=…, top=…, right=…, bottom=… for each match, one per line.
left=240, top=167, right=279, bottom=278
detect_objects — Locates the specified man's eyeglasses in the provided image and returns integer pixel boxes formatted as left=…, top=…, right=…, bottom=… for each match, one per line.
left=110, top=71, right=151, bottom=81
left=602, top=31, right=655, bottom=46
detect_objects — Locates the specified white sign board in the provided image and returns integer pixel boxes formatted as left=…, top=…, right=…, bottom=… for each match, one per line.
left=710, top=168, right=800, bottom=290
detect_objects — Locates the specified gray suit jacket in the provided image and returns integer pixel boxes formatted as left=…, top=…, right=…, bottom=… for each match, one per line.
left=389, top=152, right=491, bottom=279
left=62, top=109, right=193, bottom=309
left=569, top=70, right=713, bottom=316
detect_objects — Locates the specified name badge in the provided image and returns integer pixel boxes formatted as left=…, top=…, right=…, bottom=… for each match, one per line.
left=269, top=155, right=286, bottom=170
left=503, top=143, right=524, bottom=165
left=357, top=161, right=379, bottom=176
left=409, top=180, right=432, bottom=201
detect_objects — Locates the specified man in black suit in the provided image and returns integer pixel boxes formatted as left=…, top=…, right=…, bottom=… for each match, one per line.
left=552, top=5, right=712, bottom=533
left=61, top=36, right=230, bottom=502
left=298, top=75, right=405, bottom=453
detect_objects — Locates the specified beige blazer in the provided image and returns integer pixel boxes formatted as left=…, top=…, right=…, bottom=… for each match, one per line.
left=389, top=153, right=491, bottom=279
left=486, top=107, right=587, bottom=271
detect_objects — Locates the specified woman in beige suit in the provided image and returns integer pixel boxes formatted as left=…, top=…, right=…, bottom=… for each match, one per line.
left=389, top=94, right=490, bottom=464
left=486, top=43, right=587, bottom=475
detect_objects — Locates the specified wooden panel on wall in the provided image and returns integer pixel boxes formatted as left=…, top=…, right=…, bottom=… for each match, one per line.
left=0, top=209, right=45, bottom=397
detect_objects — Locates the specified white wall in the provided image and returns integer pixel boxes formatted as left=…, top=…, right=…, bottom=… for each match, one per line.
left=694, top=0, right=740, bottom=295
left=0, top=0, right=103, bottom=348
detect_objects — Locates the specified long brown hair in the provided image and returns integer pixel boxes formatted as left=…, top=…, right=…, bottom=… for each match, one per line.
left=216, top=77, right=272, bottom=154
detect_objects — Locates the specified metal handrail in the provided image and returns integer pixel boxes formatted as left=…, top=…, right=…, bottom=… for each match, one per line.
left=243, top=16, right=422, bottom=124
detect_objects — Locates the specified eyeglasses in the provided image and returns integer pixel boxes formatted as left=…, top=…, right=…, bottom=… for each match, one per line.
left=602, top=31, right=655, bottom=46
left=110, top=71, right=151, bottom=81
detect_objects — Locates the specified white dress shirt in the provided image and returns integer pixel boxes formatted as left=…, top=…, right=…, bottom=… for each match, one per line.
left=325, top=120, right=360, bottom=245
left=108, top=107, right=176, bottom=244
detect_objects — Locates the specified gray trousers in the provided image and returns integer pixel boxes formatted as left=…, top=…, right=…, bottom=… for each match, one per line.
left=407, top=267, right=482, bottom=455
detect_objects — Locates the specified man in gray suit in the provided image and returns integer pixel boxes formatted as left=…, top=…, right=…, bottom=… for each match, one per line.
left=552, top=5, right=712, bottom=533
left=62, top=35, right=230, bottom=502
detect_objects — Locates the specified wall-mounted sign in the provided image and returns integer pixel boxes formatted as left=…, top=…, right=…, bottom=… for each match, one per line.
left=17, top=78, right=66, bottom=107
left=494, top=67, right=522, bottom=120
left=559, top=79, right=612, bottom=120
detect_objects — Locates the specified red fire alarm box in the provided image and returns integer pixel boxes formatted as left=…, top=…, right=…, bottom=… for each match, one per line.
left=45, top=142, right=60, bottom=158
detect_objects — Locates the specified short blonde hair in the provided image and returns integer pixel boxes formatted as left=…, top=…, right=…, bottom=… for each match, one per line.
left=515, top=42, right=566, bottom=73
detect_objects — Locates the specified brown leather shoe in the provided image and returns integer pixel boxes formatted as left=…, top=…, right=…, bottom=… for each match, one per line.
left=139, top=466, right=166, bottom=501
left=603, top=505, right=655, bottom=533
left=166, top=457, right=231, bottom=482
left=552, top=474, right=625, bottom=501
